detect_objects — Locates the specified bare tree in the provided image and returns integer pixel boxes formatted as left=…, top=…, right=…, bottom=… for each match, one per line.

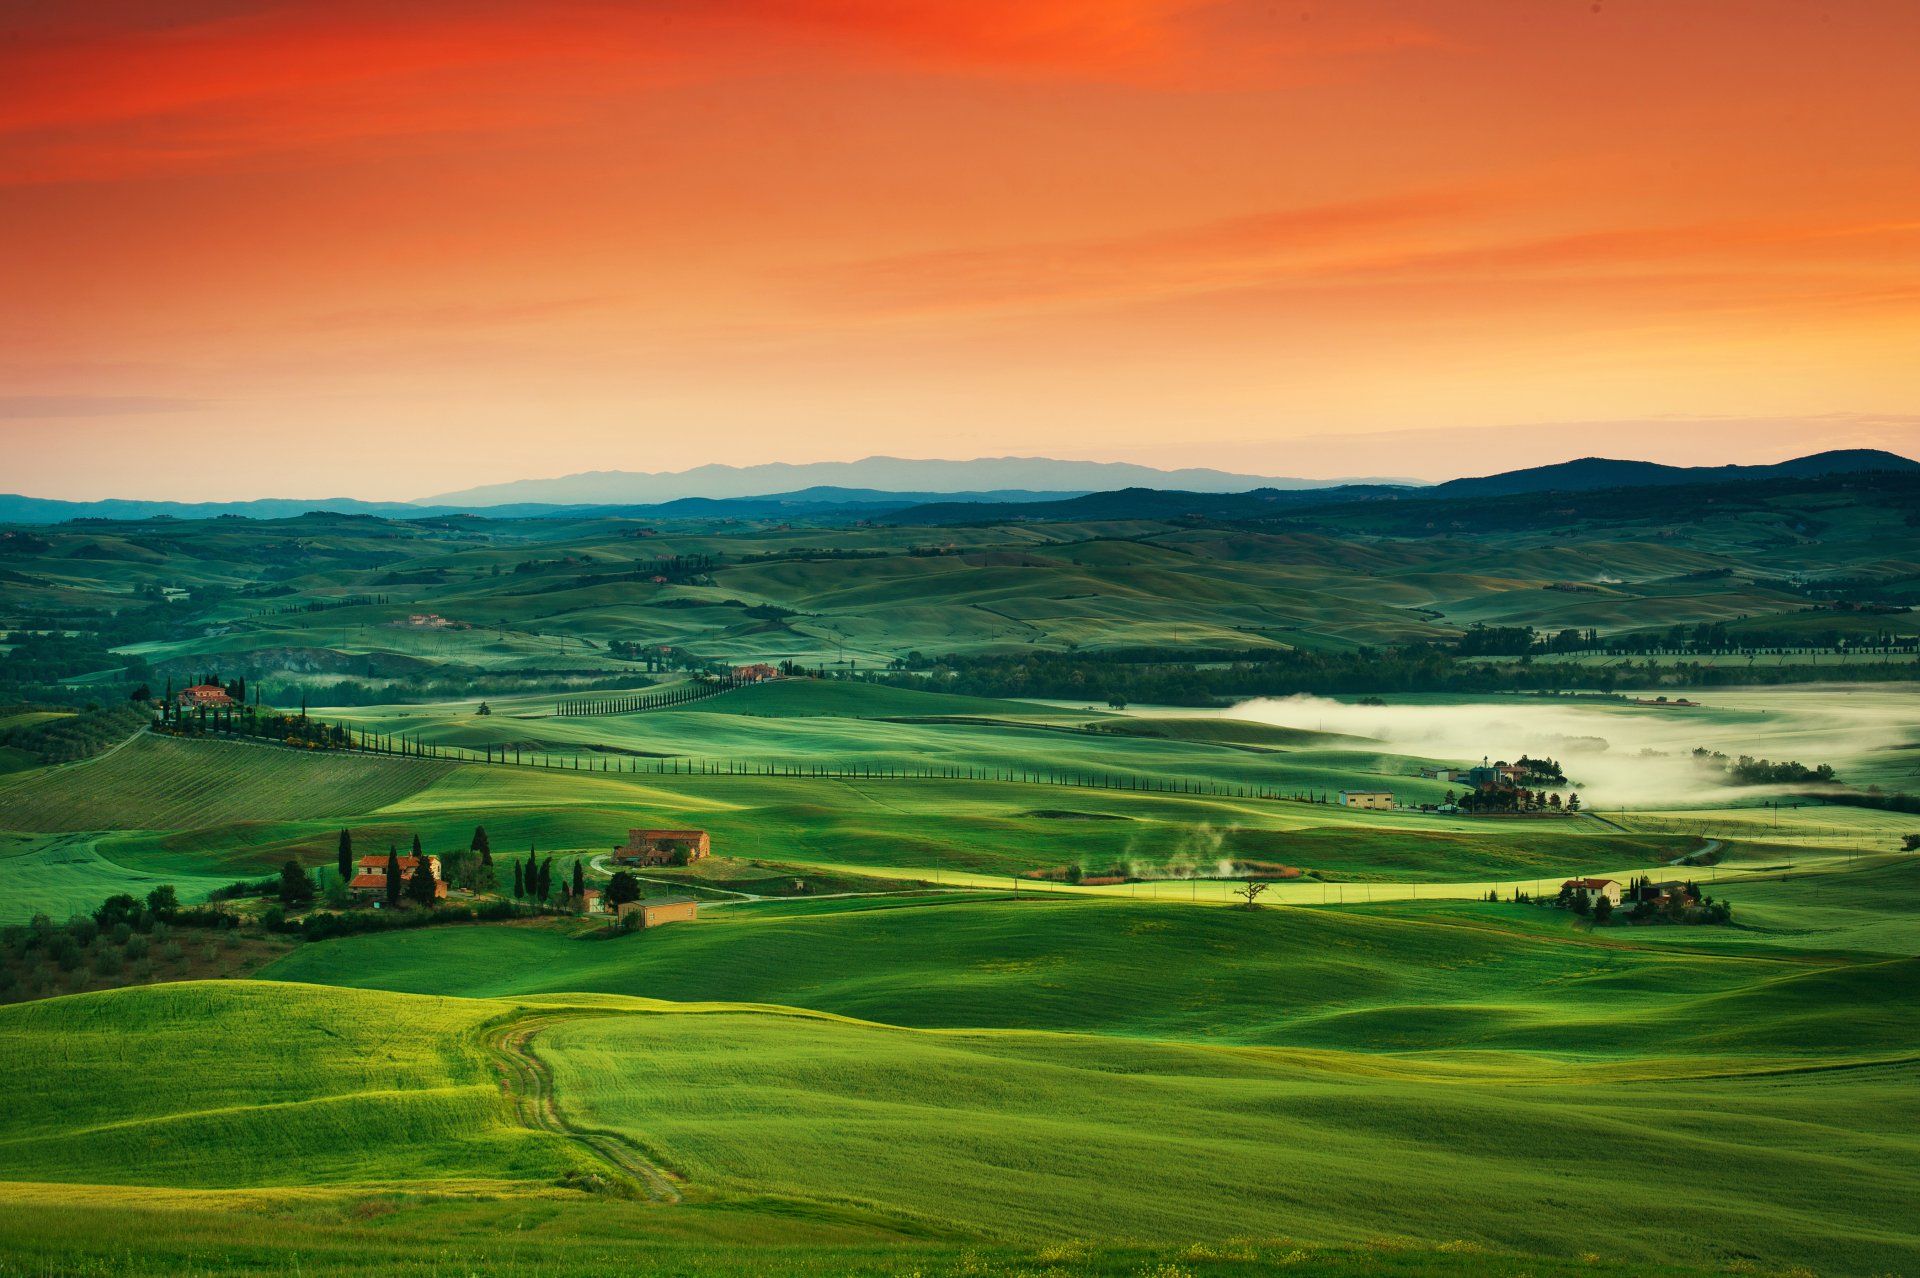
left=1233, top=882, right=1270, bottom=911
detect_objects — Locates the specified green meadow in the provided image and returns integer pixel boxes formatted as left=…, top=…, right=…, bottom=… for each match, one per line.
left=4, top=498, right=1920, bottom=1276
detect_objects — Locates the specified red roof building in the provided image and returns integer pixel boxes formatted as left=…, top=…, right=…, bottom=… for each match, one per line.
left=1559, top=877, right=1622, bottom=905
left=615, top=828, right=710, bottom=867
left=177, top=684, right=235, bottom=709
left=349, top=853, right=447, bottom=898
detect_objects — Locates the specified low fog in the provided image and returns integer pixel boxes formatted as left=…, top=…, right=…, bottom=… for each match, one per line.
left=1226, top=694, right=1909, bottom=809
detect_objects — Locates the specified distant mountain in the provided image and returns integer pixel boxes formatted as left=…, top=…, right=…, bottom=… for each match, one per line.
left=418, top=456, right=1420, bottom=506
left=881, top=449, right=1920, bottom=526
left=6, top=450, right=1906, bottom=527
left=0, top=486, right=1096, bottom=525
left=881, top=484, right=1411, bottom=526
left=0, top=495, right=442, bottom=524
left=1431, top=449, right=1917, bottom=500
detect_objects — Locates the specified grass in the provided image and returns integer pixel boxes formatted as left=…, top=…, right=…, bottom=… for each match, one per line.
left=0, top=1190, right=1748, bottom=1278
left=260, top=886, right=1920, bottom=1057
left=0, top=832, right=238, bottom=924
left=0, top=709, right=1705, bottom=918
left=539, top=1004, right=1920, bottom=1273
left=1, top=976, right=1910, bottom=1274
left=0, top=982, right=574, bottom=1188
left=6, top=499, right=1920, bottom=1274
left=0, top=733, right=453, bottom=833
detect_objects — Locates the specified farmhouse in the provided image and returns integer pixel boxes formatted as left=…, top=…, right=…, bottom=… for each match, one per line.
left=1338, top=790, right=1394, bottom=810
left=615, top=828, right=711, bottom=866
left=1559, top=877, right=1622, bottom=906
left=731, top=663, right=780, bottom=682
left=616, top=896, right=700, bottom=929
left=177, top=683, right=234, bottom=710
left=348, top=854, right=447, bottom=899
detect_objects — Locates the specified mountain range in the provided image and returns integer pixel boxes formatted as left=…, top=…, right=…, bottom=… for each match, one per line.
left=0, top=449, right=1910, bottom=525
left=415, top=456, right=1419, bottom=506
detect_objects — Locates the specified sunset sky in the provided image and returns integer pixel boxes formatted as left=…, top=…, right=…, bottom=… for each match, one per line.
left=3, top=0, right=1918, bottom=500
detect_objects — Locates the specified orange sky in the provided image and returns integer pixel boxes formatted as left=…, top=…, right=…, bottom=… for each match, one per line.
left=3, top=0, right=1918, bottom=500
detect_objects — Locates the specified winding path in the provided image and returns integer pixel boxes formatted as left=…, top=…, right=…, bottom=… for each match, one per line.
left=479, top=1011, right=683, bottom=1203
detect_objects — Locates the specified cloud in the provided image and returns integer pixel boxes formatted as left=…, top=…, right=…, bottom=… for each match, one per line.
left=808, top=189, right=1492, bottom=318
left=300, top=295, right=617, bottom=334
left=0, top=2, right=1453, bottom=183
left=807, top=201, right=1920, bottom=327
left=0, top=394, right=204, bottom=418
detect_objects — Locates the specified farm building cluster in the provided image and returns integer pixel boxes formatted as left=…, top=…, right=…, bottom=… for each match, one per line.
left=614, top=828, right=711, bottom=867
left=1553, top=876, right=1729, bottom=925
left=347, top=854, right=447, bottom=901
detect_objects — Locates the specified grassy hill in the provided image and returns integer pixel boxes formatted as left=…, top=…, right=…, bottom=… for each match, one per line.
left=0, top=975, right=1912, bottom=1275
left=0, top=734, right=451, bottom=833
left=5, top=496, right=1918, bottom=1275
left=0, top=982, right=574, bottom=1188
left=8, top=477, right=1917, bottom=699
left=260, top=885, right=1920, bottom=1054
left=542, top=1004, right=1919, bottom=1269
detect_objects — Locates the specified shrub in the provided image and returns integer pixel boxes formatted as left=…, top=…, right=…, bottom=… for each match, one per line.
left=124, top=934, right=148, bottom=962
left=90, top=948, right=120, bottom=977
left=111, top=922, right=132, bottom=946
left=66, top=915, right=98, bottom=946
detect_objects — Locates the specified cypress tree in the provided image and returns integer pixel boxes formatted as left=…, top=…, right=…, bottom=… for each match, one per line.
left=471, top=826, right=490, bottom=858
left=525, top=846, right=538, bottom=898
left=537, top=856, right=552, bottom=902
left=512, top=861, right=525, bottom=898
left=407, top=850, right=438, bottom=907
left=337, top=829, right=353, bottom=886
left=411, top=833, right=423, bottom=857
left=571, top=858, right=584, bottom=901
left=385, top=845, right=402, bottom=908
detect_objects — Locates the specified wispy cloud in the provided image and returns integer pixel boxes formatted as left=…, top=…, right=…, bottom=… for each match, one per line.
left=807, top=189, right=1494, bottom=317
left=0, top=394, right=205, bottom=418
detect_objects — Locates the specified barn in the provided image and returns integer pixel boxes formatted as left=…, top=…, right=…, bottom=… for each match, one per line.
left=616, top=896, right=700, bottom=929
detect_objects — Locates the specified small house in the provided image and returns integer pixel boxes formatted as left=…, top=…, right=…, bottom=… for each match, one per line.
left=615, top=828, right=711, bottom=866
left=1338, top=790, right=1394, bottom=810
left=348, top=853, right=447, bottom=899
left=616, top=896, right=700, bottom=929
left=731, top=663, right=780, bottom=683
left=1559, top=877, right=1622, bottom=906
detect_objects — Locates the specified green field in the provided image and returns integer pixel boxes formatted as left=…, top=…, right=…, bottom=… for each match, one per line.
left=0, top=733, right=452, bottom=833
left=5, top=496, right=1920, bottom=1275
left=2, top=962, right=1914, bottom=1275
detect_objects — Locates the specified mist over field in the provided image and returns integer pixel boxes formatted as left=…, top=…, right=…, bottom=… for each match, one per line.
left=1228, top=693, right=1912, bottom=808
